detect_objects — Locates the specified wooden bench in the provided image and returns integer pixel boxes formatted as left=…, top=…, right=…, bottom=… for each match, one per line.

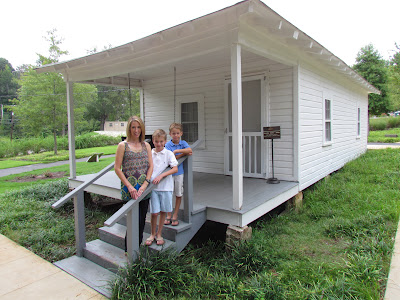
left=385, top=134, right=398, bottom=138
left=86, top=153, right=103, bottom=162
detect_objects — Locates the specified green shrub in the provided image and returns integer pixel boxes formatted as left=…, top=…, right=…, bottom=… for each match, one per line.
left=0, top=133, right=121, bottom=158
left=369, top=116, right=400, bottom=131
left=369, top=118, right=388, bottom=131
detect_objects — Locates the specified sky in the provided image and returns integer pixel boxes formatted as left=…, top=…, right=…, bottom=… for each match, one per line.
left=1, top=0, right=399, bottom=69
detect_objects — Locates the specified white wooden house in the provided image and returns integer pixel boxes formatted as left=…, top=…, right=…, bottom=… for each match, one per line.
left=37, top=0, right=379, bottom=296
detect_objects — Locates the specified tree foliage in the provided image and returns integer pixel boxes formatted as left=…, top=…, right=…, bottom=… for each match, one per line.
left=11, top=29, right=96, bottom=153
left=353, top=44, right=389, bottom=116
left=388, top=44, right=400, bottom=111
left=85, top=86, right=139, bottom=130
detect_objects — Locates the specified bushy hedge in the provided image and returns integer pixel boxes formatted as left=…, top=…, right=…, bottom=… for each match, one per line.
left=369, top=116, right=400, bottom=131
left=0, top=133, right=121, bottom=158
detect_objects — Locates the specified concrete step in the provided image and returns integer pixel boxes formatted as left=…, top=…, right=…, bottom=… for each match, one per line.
left=84, top=239, right=127, bottom=273
left=99, top=223, right=125, bottom=250
left=54, top=255, right=116, bottom=298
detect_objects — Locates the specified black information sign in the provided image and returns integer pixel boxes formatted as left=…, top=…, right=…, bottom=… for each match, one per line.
left=263, top=126, right=281, bottom=139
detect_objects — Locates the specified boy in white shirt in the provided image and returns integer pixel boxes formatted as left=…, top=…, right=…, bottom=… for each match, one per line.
left=145, top=129, right=178, bottom=246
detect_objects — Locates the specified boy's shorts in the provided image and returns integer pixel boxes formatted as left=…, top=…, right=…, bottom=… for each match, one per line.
left=150, top=190, right=173, bottom=214
left=173, top=174, right=184, bottom=197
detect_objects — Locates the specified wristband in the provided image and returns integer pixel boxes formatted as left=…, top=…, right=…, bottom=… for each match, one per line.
left=145, top=178, right=151, bottom=184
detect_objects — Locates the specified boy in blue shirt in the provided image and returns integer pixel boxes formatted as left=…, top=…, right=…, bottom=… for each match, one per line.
left=165, top=123, right=192, bottom=226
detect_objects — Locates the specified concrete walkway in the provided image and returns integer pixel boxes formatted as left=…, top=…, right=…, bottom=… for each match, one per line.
left=0, top=234, right=107, bottom=299
left=0, top=155, right=115, bottom=178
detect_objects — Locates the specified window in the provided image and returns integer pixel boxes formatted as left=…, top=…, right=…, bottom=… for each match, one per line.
left=176, top=94, right=205, bottom=145
left=181, top=102, right=198, bottom=143
left=357, top=107, right=361, bottom=138
left=323, top=94, right=332, bottom=145
left=109, top=123, right=113, bottom=127
left=121, top=123, right=125, bottom=127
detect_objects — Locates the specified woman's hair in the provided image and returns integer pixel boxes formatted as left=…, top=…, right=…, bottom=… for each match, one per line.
left=152, top=129, right=167, bottom=141
left=126, top=116, right=145, bottom=142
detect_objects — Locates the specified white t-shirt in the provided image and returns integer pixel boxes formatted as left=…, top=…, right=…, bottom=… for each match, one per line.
left=151, top=148, right=178, bottom=192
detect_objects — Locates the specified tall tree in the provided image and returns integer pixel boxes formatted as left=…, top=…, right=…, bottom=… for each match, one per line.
left=85, top=86, right=139, bottom=130
left=388, top=44, right=400, bottom=111
left=12, top=29, right=96, bottom=153
left=0, top=58, right=19, bottom=126
left=353, top=44, right=389, bottom=116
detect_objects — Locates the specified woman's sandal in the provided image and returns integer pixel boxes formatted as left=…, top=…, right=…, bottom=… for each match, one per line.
left=145, top=237, right=155, bottom=246
left=156, top=237, right=165, bottom=246
left=171, top=219, right=179, bottom=226
left=164, top=218, right=172, bottom=225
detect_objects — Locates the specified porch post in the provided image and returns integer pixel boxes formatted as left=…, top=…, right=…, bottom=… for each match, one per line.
left=74, top=190, right=86, bottom=256
left=66, top=81, right=76, bottom=178
left=126, top=205, right=139, bottom=261
left=183, top=155, right=193, bottom=223
left=231, top=43, right=243, bottom=210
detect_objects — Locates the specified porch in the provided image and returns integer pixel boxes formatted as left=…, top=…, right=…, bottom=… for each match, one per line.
left=69, top=171, right=299, bottom=227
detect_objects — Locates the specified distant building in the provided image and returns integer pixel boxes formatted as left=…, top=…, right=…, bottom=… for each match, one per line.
left=104, top=121, right=127, bottom=132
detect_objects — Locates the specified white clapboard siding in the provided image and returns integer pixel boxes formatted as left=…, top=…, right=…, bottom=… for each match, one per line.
left=269, top=65, right=294, bottom=180
left=144, top=56, right=294, bottom=177
left=298, top=65, right=368, bottom=190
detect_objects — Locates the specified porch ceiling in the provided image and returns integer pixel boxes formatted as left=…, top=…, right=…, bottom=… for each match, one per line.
left=35, top=0, right=380, bottom=94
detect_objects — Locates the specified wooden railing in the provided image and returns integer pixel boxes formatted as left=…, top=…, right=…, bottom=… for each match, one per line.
left=52, top=139, right=201, bottom=261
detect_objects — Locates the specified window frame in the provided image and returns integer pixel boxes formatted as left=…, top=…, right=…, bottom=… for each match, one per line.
left=322, top=92, right=333, bottom=146
left=356, top=106, right=361, bottom=138
left=175, top=94, right=205, bottom=147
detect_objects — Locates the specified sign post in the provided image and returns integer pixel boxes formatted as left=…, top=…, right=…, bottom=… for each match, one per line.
left=263, top=126, right=280, bottom=184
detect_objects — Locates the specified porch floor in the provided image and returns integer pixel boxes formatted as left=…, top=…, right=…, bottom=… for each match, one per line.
left=70, top=171, right=299, bottom=226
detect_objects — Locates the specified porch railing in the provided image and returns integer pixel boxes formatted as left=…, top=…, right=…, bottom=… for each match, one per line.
left=52, top=139, right=201, bottom=261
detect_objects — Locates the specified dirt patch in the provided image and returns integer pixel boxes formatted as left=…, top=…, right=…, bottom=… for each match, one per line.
left=10, top=171, right=66, bottom=182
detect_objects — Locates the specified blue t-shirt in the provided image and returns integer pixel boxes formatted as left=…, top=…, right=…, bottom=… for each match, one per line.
left=165, top=139, right=190, bottom=176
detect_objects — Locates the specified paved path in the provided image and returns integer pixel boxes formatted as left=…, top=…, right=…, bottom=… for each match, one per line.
left=0, top=234, right=107, bottom=299
left=367, top=142, right=400, bottom=149
left=0, top=155, right=115, bottom=178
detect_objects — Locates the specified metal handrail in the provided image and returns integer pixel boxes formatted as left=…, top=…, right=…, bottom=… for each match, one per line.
left=52, top=161, right=115, bottom=209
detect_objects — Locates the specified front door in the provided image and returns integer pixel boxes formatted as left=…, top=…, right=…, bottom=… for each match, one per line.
left=225, top=76, right=265, bottom=178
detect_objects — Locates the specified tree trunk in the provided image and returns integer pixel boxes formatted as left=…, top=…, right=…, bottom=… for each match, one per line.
left=53, top=129, right=57, bottom=155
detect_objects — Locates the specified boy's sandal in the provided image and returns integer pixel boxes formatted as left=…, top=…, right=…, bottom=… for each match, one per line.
left=164, top=218, right=172, bottom=225
left=171, top=219, right=179, bottom=226
left=156, top=237, right=165, bottom=246
left=145, top=237, right=155, bottom=246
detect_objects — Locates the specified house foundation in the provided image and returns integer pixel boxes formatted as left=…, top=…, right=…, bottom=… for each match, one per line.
left=286, top=191, right=303, bottom=212
left=226, top=224, right=252, bottom=246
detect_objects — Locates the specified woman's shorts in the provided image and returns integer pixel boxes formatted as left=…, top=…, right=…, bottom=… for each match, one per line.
left=150, top=190, right=173, bottom=214
left=173, top=174, right=184, bottom=197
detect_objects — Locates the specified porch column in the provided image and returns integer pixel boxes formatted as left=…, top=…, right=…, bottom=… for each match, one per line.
left=66, top=81, right=76, bottom=179
left=231, top=43, right=243, bottom=210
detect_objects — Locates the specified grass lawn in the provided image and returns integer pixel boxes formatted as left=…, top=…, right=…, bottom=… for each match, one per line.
left=111, top=148, right=400, bottom=299
left=0, top=157, right=115, bottom=194
left=0, top=145, right=117, bottom=169
left=1, top=148, right=399, bottom=299
left=368, top=128, right=400, bottom=143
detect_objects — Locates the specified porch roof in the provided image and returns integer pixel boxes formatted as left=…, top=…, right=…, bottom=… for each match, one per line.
left=35, top=0, right=380, bottom=94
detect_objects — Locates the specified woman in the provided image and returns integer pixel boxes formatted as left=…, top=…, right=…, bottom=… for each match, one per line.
left=115, top=116, right=153, bottom=246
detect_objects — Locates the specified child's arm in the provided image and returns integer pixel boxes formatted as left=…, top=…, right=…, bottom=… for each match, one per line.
left=152, top=166, right=178, bottom=184
left=174, top=147, right=192, bottom=159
